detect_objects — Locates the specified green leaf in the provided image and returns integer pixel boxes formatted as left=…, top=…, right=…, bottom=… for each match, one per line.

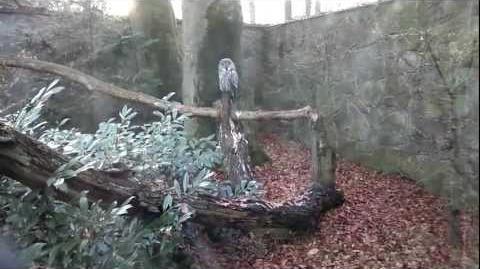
left=47, top=78, right=60, bottom=90
left=112, top=204, right=133, bottom=216
left=174, top=180, right=182, bottom=197
left=162, top=92, right=176, bottom=101
left=48, top=244, right=62, bottom=266
left=79, top=194, right=89, bottom=211
left=20, top=242, right=46, bottom=263
left=163, top=194, right=173, bottom=211
left=178, top=212, right=193, bottom=223
left=183, top=173, right=189, bottom=193
left=59, top=118, right=70, bottom=127
left=53, top=177, right=65, bottom=188
left=47, top=176, right=57, bottom=187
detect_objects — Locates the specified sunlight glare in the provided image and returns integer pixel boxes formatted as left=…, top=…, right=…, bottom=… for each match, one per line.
left=106, top=0, right=134, bottom=17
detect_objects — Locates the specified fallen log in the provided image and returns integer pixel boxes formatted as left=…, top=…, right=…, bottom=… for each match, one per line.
left=0, top=57, right=317, bottom=121
left=0, top=122, right=344, bottom=230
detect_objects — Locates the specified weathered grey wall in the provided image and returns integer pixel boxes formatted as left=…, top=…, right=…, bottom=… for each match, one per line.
left=240, top=25, right=266, bottom=111
left=257, top=0, right=479, bottom=206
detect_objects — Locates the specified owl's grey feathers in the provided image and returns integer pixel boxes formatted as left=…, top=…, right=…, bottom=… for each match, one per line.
left=218, top=58, right=239, bottom=99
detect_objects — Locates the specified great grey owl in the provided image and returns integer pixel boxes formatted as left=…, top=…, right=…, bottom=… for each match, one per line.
left=218, top=58, right=239, bottom=99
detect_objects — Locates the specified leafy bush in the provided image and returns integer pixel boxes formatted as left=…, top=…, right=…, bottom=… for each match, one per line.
left=0, top=79, right=265, bottom=268
left=0, top=181, right=181, bottom=269
left=39, top=96, right=222, bottom=186
left=0, top=80, right=225, bottom=268
left=6, top=79, right=65, bottom=135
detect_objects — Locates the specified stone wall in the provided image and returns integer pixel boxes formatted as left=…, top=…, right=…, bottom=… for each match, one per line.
left=240, top=25, right=266, bottom=110
left=256, top=0, right=479, bottom=205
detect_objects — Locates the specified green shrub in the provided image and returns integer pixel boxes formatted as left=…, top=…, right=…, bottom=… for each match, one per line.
left=0, top=182, right=181, bottom=269
left=0, top=80, right=224, bottom=268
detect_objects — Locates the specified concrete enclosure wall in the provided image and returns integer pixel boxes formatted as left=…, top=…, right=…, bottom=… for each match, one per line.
left=253, top=0, right=479, bottom=205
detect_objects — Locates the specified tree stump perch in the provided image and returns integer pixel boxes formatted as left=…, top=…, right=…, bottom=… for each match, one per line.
left=311, top=115, right=337, bottom=190
left=219, top=92, right=255, bottom=189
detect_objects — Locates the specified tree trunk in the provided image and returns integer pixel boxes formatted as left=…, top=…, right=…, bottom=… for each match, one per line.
left=447, top=206, right=463, bottom=248
left=305, top=0, right=312, bottom=17
left=130, top=0, right=181, bottom=99
left=182, top=0, right=243, bottom=138
left=249, top=0, right=255, bottom=24
left=219, top=93, right=254, bottom=188
left=285, top=0, right=292, bottom=21
left=0, top=122, right=344, bottom=231
left=314, top=0, right=322, bottom=15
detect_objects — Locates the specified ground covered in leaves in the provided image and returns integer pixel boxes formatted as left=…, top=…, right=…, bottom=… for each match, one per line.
left=206, top=134, right=478, bottom=269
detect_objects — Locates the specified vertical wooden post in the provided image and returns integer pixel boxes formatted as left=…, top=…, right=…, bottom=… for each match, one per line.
left=447, top=205, right=463, bottom=248
left=311, top=115, right=336, bottom=189
left=311, top=115, right=320, bottom=183
left=219, top=93, right=254, bottom=190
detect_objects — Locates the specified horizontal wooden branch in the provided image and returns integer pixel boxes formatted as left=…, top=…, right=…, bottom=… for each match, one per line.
left=0, top=6, right=50, bottom=16
left=234, top=106, right=316, bottom=121
left=0, top=57, right=318, bottom=121
left=0, top=122, right=343, bottom=230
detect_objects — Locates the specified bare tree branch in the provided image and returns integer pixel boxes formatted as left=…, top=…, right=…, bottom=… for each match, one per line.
left=0, top=3, right=50, bottom=16
left=0, top=57, right=318, bottom=121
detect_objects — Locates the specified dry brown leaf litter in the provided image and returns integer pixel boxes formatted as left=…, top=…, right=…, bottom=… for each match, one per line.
left=207, top=134, right=477, bottom=269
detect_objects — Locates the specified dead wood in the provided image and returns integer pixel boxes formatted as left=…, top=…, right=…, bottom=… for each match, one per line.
left=0, top=57, right=317, bottom=121
left=0, top=6, right=50, bottom=16
left=218, top=93, right=255, bottom=188
left=0, top=122, right=343, bottom=230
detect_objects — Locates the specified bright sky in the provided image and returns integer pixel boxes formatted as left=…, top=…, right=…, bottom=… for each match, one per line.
left=106, top=0, right=380, bottom=24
